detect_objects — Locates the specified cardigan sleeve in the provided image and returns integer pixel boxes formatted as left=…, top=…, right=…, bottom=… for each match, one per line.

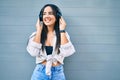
left=59, top=32, right=75, bottom=57
left=26, top=32, right=42, bottom=57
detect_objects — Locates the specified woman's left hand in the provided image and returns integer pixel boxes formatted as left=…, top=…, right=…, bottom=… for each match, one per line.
left=59, top=17, right=66, bottom=30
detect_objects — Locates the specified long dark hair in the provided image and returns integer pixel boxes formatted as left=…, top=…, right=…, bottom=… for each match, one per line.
left=39, top=4, right=62, bottom=53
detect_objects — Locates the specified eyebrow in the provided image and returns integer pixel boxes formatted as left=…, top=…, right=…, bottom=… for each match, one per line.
left=43, top=11, right=53, bottom=13
left=43, top=11, right=54, bottom=14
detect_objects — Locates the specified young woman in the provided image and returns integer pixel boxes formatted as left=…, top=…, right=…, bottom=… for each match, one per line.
left=27, top=4, right=75, bottom=80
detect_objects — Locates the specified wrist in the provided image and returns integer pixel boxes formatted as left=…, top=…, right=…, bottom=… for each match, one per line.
left=60, top=30, right=65, bottom=33
left=36, top=30, right=42, bottom=35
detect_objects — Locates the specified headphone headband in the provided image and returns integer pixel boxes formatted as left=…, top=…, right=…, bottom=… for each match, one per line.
left=39, top=4, right=62, bottom=21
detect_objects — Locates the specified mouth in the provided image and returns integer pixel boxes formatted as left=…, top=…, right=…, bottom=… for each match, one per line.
left=44, top=18, right=51, bottom=23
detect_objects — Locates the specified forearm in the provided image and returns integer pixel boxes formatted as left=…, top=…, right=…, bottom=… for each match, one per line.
left=27, top=31, right=42, bottom=57
left=60, top=32, right=69, bottom=45
left=33, top=18, right=43, bottom=43
left=33, top=31, right=42, bottom=43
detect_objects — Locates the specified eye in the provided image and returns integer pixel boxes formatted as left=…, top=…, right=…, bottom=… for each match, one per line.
left=43, top=12, right=46, bottom=15
left=48, top=12, right=54, bottom=15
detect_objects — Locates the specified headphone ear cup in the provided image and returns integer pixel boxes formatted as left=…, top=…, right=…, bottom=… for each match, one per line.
left=57, top=11, right=62, bottom=20
left=39, top=12, right=43, bottom=21
left=39, top=14, right=42, bottom=21
left=57, top=12, right=62, bottom=17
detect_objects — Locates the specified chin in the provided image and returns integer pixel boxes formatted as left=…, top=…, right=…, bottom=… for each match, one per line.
left=45, top=24, right=51, bottom=26
left=45, top=23, right=54, bottom=27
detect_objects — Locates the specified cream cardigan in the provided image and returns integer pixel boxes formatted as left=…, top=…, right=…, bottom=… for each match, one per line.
left=27, top=31, right=75, bottom=75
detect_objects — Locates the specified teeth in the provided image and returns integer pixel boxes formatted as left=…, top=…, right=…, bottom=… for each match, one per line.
left=45, top=19, right=50, bottom=23
left=46, top=20, right=50, bottom=23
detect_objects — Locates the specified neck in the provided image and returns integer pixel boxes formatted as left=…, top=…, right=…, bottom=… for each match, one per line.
left=47, top=25, right=54, bottom=33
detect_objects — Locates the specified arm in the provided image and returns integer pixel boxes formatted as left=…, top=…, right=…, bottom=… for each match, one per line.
left=26, top=19, right=43, bottom=56
left=60, top=32, right=75, bottom=57
left=59, top=17, right=69, bottom=45
left=33, top=18, right=43, bottom=43
left=54, top=32, right=75, bottom=64
left=59, top=17, right=75, bottom=57
left=26, top=32, right=42, bottom=56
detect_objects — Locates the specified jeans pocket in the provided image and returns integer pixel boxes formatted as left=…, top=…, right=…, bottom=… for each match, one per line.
left=36, top=64, right=45, bottom=72
left=55, top=65, right=64, bottom=73
left=31, top=64, right=46, bottom=80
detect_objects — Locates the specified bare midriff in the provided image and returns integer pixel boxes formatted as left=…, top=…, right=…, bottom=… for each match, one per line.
left=41, top=60, right=61, bottom=66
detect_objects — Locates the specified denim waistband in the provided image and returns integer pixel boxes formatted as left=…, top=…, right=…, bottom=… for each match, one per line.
left=37, top=63, right=63, bottom=71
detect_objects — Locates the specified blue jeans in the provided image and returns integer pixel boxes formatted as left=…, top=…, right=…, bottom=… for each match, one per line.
left=31, top=64, right=66, bottom=80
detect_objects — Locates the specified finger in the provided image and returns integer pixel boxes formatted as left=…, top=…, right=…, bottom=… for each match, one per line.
left=61, top=16, right=64, bottom=21
left=59, top=17, right=62, bottom=24
left=61, top=17, right=66, bottom=25
left=40, top=21, right=43, bottom=27
left=37, top=18, right=40, bottom=24
left=36, top=18, right=43, bottom=27
left=36, top=18, right=39, bottom=26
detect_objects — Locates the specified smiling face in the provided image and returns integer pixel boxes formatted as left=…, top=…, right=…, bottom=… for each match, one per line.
left=43, top=6, right=56, bottom=27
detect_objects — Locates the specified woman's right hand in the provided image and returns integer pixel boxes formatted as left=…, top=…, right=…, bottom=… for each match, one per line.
left=36, top=18, right=43, bottom=32
left=33, top=19, right=43, bottom=43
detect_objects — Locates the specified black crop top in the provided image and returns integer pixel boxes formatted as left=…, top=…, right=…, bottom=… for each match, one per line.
left=45, top=46, right=53, bottom=55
